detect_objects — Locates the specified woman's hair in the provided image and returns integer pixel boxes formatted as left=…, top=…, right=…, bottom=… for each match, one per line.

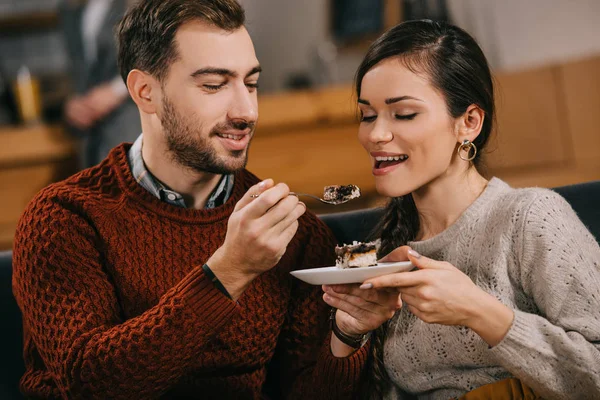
left=355, top=20, right=495, bottom=398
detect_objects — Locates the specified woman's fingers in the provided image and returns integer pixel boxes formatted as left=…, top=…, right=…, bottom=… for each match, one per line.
left=323, top=292, right=397, bottom=323
left=324, top=284, right=400, bottom=307
left=325, top=287, right=398, bottom=313
left=363, top=269, right=430, bottom=289
left=378, top=245, right=412, bottom=263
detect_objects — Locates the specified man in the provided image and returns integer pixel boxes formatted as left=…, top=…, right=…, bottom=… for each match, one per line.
left=60, top=0, right=141, bottom=167
left=12, top=0, right=386, bottom=398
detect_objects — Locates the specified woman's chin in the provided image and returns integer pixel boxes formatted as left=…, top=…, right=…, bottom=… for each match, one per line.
left=375, top=181, right=413, bottom=199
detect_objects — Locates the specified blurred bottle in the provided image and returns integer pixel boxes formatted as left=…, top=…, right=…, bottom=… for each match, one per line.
left=13, top=65, right=43, bottom=125
left=0, top=69, right=14, bottom=125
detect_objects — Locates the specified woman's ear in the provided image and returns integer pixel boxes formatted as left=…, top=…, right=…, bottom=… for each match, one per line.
left=126, top=69, right=160, bottom=115
left=456, top=104, right=485, bottom=143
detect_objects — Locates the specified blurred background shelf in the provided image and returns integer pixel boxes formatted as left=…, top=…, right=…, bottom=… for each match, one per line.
left=0, top=11, right=59, bottom=34
left=1, top=54, right=599, bottom=250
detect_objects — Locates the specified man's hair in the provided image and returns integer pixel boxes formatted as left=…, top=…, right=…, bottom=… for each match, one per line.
left=117, top=0, right=245, bottom=83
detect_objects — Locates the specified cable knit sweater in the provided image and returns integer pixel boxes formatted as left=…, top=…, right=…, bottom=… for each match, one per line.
left=12, top=144, right=367, bottom=399
left=384, top=178, right=600, bottom=400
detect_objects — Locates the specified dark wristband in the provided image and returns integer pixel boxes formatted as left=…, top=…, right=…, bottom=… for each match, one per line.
left=202, top=263, right=232, bottom=299
left=330, top=308, right=371, bottom=349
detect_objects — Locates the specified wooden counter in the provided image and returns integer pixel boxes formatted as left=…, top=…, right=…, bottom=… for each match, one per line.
left=0, top=124, right=76, bottom=250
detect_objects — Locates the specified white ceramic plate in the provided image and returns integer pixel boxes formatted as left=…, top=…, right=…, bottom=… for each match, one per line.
left=290, top=261, right=414, bottom=285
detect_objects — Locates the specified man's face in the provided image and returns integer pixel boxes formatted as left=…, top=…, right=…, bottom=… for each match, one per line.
left=158, top=22, right=260, bottom=174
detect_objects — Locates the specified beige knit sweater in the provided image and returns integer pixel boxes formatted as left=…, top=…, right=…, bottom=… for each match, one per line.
left=383, top=178, right=600, bottom=400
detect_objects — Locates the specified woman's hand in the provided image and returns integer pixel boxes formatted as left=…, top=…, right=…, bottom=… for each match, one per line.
left=322, top=284, right=401, bottom=335
left=322, top=283, right=401, bottom=357
left=363, top=246, right=514, bottom=346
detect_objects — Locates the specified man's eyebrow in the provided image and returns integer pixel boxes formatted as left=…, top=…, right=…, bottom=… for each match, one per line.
left=357, top=98, right=370, bottom=105
left=245, top=66, right=262, bottom=78
left=191, top=68, right=235, bottom=79
left=191, top=65, right=262, bottom=79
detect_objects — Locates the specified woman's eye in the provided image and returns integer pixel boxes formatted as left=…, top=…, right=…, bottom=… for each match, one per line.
left=395, top=113, right=417, bottom=120
left=361, top=115, right=377, bottom=123
left=203, top=84, right=225, bottom=91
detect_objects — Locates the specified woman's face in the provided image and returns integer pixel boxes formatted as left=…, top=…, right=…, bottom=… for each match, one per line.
left=357, top=58, right=460, bottom=198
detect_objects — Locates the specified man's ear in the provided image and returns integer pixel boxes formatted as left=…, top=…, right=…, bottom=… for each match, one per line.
left=126, top=69, right=160, bottom=115
left=455, top=104, right=485, bottom=143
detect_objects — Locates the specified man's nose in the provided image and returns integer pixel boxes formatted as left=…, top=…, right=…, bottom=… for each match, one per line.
left=228, top=84, right=258, bottom=124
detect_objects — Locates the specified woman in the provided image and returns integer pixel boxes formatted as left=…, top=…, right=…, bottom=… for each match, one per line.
left=322, top=20, right=600, bottom=399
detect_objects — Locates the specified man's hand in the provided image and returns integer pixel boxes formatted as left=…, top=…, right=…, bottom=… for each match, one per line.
left=65, top=82, right=128, bottom=130
left=64, top=96, right=97, bottom=130
left=207, top=179, right=306, bottom=300
left=84, top=82, right=127, bottom=121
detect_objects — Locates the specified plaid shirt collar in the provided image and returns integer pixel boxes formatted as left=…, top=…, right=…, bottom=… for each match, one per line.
left=127, top=134, right=234, bottom=209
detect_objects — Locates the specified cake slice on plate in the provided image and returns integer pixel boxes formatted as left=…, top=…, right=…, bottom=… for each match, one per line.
left=335, top=239, right=381, bottom=268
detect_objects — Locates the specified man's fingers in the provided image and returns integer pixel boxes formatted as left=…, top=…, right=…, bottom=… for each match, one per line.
left=235, top=179, right=274, bottom=212
left=244, top=182, right=290, bottom=217
left=66, top=101, right=95, bottom=128
left=264, top=194, right=299, bottom=225
left=271, top=201, right=306, bottom=235
left=277, top=219, right=299, bottom=249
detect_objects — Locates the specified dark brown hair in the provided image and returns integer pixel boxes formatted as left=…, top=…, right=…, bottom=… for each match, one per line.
left=355, top=20, right=495, bottom=398
left=117, top=0, right=245, bottom=83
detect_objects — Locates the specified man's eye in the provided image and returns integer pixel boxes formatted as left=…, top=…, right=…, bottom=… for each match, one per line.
left=361, top=115, right=377, bottom=123
left=203, top=84, right=225, bottom=91
left=246, top=83, right=259, bottom=92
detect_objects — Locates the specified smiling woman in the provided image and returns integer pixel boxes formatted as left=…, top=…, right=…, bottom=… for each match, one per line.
left=318, top=20, right=600, bottom=400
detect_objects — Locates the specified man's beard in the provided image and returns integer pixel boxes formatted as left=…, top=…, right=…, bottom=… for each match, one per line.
left=159, top=95, right=254, bottom=175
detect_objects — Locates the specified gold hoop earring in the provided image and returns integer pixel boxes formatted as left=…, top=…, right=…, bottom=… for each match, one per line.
left=458, top=139, right=477, bottom=161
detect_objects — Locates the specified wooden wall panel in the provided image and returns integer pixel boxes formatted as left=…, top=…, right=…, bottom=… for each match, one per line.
left=559, top=55, right=600, bottom=163
left=247, top=124, right=375, bottom=197
left=486, top=66, right=571, bottom=171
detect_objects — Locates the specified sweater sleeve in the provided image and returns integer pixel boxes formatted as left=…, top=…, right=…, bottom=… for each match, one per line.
left=12, top=194, right=240, bottom=399
left=489, top=190, right=600, bottom=399
left=270, top=213, right=368, bottom=400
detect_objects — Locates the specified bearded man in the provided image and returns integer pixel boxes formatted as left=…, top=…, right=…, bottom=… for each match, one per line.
left=10, top=1, right=389, bottom=398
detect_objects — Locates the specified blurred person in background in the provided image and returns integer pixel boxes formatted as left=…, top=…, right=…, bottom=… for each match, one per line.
left=322, top=20, right=600, bottom=399
left=60, top=0, right=141, bottom=168
left=11, top=0, right=399, bottom=398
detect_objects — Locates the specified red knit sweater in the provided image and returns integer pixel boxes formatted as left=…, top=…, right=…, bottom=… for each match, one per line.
left=12, top=144, right=368, bottom=399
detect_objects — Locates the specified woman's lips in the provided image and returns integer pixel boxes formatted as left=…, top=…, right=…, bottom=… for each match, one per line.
left=372, top=154, right=409, bottom=175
